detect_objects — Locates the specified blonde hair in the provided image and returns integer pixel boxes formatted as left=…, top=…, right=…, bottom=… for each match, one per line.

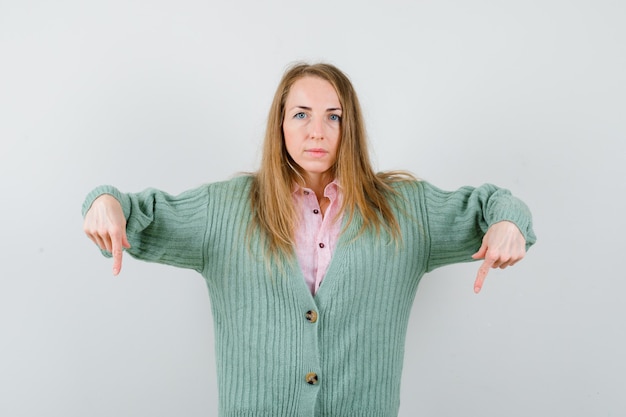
left=250, top=62, right=414, bottom=260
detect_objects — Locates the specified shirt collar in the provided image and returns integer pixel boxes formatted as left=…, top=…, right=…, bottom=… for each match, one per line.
left=292, top=180, right=341, bottom=198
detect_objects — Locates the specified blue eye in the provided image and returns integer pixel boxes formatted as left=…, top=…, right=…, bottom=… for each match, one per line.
left=295, top=112, right=306, bottom=119
left=329, top=114, right=341, bottom=122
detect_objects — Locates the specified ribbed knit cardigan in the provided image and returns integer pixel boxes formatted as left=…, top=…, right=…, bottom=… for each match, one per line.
left=82, top=176, right=536, bottom=417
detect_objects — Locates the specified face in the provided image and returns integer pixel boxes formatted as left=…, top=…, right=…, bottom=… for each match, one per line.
left=283, top=76, right=342, bottom=186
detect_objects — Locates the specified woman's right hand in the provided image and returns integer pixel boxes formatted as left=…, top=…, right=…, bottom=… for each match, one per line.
left=83, top=194, right=131, bottom=275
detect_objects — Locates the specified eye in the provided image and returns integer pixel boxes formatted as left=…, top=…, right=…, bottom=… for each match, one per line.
left=329, top=114, right=341, bottom=122
left=294, top=112, right=307, bottom=119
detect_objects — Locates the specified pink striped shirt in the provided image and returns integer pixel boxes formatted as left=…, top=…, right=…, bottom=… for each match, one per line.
left=292, top=181, right=343, bottom=295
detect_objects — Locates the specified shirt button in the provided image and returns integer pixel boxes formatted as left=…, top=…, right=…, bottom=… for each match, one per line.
left=305, top=372, right=319, bottom=385
left=319, top=243, right=325, bottom=248
left=313, top=209, right=319, bottom=214
left=305, top=310, right=318, bottom=323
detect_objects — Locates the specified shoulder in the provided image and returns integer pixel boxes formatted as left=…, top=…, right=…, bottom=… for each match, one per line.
left=388, top=177, right=484, bottom=199
left=384, top=176, right=430, bottom=198
left=204, top=174, right=254, bottom=193
left=198, top=175, right=255, bottom=209
left=385, top=178, right=470, bottom=214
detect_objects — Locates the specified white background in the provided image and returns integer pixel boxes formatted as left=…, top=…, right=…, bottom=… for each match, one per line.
left=1, top=1, right=625, bottom=416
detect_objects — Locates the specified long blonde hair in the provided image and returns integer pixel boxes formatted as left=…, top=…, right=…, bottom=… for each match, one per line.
left=250, top=62, right=414, bottom=260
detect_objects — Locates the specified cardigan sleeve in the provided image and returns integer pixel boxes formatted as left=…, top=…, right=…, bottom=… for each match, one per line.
left=82, top=184, right=211, bottom=273
left=417, top=181, right=536, bottom=272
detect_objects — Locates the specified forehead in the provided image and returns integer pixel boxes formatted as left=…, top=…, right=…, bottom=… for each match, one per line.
left=285, top=76, right=340, bottom=107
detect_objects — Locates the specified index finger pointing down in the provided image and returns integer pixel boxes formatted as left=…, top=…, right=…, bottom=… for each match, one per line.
left=474, top=258, right=494, bottom=294
left=111, top=239, right=124, bottom=276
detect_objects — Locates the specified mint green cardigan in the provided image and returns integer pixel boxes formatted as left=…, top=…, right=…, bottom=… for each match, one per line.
left=82, top=176, right=535, bottom=417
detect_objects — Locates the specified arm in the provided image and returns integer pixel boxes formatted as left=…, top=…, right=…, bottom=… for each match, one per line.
left=82, top=185, right=211, bottom=275
left=420, top=182, right=536, bottom=293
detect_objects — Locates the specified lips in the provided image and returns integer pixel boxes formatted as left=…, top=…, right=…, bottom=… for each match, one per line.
left=305, top=148, right=328, bottom=158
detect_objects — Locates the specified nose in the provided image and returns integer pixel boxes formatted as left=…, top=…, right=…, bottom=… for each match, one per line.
left=308, top=116, right=324, bottom=140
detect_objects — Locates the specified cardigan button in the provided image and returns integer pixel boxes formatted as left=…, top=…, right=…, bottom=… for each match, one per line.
left=305, top=310, right=318, bottom=323
left=305, top=372, right=319, bottom=385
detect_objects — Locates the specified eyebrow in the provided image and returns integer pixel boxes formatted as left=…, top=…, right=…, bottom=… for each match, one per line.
left=291, top=106, right=343, bottom=112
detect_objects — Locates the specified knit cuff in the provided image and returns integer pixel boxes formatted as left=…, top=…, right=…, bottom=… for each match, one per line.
left=81, top=185, right=131, bottom=220
left=487, top=193, right=537, bottom=250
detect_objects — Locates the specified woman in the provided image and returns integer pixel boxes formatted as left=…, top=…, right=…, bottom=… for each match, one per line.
left=83, top=62, right=535, bottom=417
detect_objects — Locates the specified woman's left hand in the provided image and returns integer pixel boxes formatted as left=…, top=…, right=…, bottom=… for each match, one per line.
left=471, top=221, right=526, bottom=294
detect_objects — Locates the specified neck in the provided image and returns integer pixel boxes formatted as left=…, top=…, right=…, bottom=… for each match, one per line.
left=304, top=173, right=333, bottom=201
